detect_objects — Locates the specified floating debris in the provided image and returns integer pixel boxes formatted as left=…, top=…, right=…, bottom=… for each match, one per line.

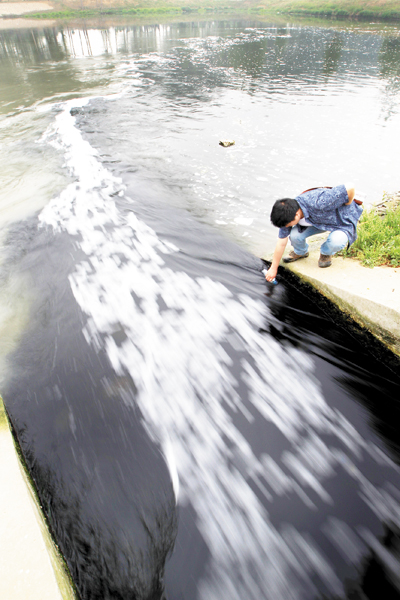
left=70, top=107, right=84, bottom=116
left=219, top=140, right=235, bottom=147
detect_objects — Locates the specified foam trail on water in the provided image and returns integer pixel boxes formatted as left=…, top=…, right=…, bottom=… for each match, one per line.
left=40, top=100, right=400, bottom=600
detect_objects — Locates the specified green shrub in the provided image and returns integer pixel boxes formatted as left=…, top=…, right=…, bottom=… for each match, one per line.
left=0, top=395, right=7, bottom=430
left=342, top=200, right=400, bottom=267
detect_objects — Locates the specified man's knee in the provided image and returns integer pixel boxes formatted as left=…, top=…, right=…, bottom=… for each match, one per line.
left=322, top=230, right=349, bottom=255
left=330, top=230, right=348, bottom=249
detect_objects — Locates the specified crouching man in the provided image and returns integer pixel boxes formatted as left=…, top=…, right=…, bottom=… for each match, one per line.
left=265, top=184, right=363, bottom=282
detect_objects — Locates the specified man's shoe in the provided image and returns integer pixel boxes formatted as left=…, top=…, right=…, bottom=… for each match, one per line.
left=318, top=254, right=332, bottom=268
left=283, top=251, right=309, bottom=263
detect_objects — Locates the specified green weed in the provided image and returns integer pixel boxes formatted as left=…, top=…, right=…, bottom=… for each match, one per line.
left=27, top=6, right=185, bottom=18
left=342, top=201, right=400, bottom=268
left=0, top=395, right=7, bottom=430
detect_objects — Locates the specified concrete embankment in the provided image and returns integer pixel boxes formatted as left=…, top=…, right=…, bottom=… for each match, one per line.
left=0, top=397, right=76, bottom=600
left=268, top=234, right=400, bottom=357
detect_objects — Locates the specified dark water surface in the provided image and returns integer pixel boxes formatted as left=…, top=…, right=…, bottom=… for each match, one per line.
left=1, top=16, right=400, bottom=600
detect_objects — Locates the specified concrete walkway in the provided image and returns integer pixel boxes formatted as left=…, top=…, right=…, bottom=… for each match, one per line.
left=271, top=236, right=400, bottom=356
left=0, top=398, right=76, bottom=600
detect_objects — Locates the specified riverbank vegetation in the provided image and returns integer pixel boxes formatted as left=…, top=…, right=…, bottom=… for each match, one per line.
left=25, top=0, right=400, bottom=21
left=0, top=395, right=6, bottom=429
left=343, top=195, right=400, bottom=267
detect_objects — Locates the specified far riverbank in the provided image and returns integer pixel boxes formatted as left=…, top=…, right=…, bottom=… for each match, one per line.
left=2, top=0, right=400, bottom=23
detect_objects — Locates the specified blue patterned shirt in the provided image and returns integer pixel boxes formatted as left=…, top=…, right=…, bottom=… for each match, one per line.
left=278, top=185, right=363, bottom=245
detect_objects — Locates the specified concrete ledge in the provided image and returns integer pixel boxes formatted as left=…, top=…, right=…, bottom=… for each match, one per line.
left=0, top=397, right=76, bottom=600
left=277, top=247, right=400, bottom=357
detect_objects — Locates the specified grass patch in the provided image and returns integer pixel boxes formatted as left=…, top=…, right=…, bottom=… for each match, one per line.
left=341, top=197, right=400, bottom=268
left=268, top=0, right=400, bottom=21
left=0, top=395, right=7, bottom=430
left=25, top=4, right=239, bottom=19
left=27, top=6, right=182, bottom=18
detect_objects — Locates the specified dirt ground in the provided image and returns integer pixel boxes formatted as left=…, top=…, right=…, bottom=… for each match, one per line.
left=0, top=2, right=54, bottom=16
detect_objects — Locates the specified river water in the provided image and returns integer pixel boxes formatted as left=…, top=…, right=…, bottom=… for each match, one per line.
left=1, top=16, right=400, bottom=600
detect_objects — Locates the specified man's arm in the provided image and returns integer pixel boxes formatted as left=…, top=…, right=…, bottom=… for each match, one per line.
left=265, top=237, right=288, bottom=281
left=345, top=183, right=355, bottom=205
left=313, top=184, right=356, bottom=210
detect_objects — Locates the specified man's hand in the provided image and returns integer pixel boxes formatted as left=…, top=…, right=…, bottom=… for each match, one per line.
left=265, top=266, right=278, bottom=282
left=265, top=237, right=288, bottom=281
left=345, top=183, right=355, bottom=205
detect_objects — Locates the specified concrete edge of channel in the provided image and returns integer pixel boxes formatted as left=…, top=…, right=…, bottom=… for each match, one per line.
left=0, top=395, right=77, bottom=600
left=287, top=266, right=400, bottom=356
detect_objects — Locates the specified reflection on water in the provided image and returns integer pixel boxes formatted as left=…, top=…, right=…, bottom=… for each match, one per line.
left=379, top=35, right=400, bottom=120
left=1, top=16, right=400, bottom=600
left=322, top=33, right=343, bottom=75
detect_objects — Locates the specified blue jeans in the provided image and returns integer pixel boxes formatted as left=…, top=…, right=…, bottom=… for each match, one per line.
left=290, top=226, right=348, bottom=256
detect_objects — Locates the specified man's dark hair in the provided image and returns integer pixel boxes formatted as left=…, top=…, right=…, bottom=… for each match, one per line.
left=270, top=198, right=299, bottom=228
